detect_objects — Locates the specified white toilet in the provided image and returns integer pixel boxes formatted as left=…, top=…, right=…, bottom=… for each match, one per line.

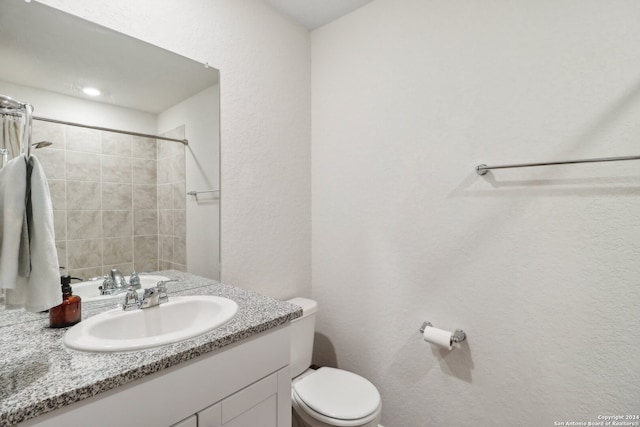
left=288, top=298, right=382, bottom=427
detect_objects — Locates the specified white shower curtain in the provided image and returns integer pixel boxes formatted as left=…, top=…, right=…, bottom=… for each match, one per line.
left=1, top=115, right=23, bottom=161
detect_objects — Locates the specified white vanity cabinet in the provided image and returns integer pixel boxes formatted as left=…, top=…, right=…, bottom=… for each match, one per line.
left=20, top=326, right=291, bottom=427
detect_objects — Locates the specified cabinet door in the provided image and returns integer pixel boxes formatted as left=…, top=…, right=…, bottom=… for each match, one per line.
left=198, top=403, right=222, bottom=427
left=198, top=395, right=278, bottom=427
left=223, top=395, right=277, bottom=427
left=222, top=373, right=277, bottom=424
left=198, top=367, right=291, bottom=427
left=199, top=372, right=280, bottom=427
left=171, top=415, right=197, bottom=427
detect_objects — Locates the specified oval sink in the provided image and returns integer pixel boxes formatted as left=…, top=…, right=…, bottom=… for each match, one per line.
left=71, top=275, right=170, bottom=302
left=63, top=296, right=238, bottom=352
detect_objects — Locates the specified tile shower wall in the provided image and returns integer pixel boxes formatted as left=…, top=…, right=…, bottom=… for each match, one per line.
left=33, top=120, right=186, bottom=280
left=158, top=125, right=186, bottom=271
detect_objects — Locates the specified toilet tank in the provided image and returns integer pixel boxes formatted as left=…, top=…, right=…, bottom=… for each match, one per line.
left=287, top=297, right=318, bottom=378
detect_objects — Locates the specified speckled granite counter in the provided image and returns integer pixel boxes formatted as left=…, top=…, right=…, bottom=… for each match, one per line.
left=0, top=271, right=302, bottom=426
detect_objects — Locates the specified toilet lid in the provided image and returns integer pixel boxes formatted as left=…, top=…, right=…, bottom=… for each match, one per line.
left=293, top=367, right=381, bottom=420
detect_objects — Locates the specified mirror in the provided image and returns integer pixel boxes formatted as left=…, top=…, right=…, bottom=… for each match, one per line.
left=0, top=0, right=221, bottom=297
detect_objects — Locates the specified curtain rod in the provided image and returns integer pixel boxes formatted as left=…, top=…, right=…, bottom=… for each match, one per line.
left=33, top=116, right=188, bottom=145
left=476, top=154, right=640, bottom=175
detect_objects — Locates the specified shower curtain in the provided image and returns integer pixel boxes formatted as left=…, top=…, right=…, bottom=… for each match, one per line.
left=1, top=115, right=23, bottom=162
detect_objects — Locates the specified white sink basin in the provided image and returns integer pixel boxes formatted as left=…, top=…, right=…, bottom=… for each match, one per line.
left=71, top=275, right=170, bottom=302
left=63, top=296, right=238, bottom=352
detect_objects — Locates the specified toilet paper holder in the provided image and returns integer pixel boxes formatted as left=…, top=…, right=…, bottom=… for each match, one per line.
left=419, top=321, right=466, bottom=344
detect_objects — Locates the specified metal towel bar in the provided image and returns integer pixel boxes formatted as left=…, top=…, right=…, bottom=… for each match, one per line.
left=476, top=154, right=640, bottom=175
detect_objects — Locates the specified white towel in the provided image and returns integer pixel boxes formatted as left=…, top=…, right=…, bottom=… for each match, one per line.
left=0, top=155, right=28, bottom=289
left=4, top=154, right=60, bottom=312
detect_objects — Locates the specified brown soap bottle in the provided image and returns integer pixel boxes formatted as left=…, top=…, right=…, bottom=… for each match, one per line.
left=49, top=275, right=82, bottom=328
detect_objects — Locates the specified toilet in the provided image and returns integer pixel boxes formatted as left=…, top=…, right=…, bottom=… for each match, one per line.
left=288, top=298, right=382, bottom=427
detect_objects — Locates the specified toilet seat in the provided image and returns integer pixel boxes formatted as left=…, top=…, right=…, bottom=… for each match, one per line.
left=292, top=389, right=381, bottom=427
left=292, top=367, right=381, bottom=426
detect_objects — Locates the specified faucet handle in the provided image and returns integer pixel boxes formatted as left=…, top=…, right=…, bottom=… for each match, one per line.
left=122, top=286, right=140, bottom=311
left=156, top=280, right=176, bottom=304
left=129, top=271, right=141, bottom=289
left=99, top=277, right=117, bottom=295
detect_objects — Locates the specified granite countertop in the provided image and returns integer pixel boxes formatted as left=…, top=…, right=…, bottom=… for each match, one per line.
left=0, top=271, right=302, bottom=426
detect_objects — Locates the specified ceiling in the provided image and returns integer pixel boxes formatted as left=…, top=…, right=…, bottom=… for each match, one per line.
left=263, top=0, right=374, bottom=30
left=0, top=1, right=218, bottom=114
left=0, top=0, right=368, bottom=115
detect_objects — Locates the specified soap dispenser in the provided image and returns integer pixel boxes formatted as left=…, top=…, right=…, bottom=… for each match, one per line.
left=49, top=275, right=82, bottom=328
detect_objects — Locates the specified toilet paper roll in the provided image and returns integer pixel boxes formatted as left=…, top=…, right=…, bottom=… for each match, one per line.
left=422, top=326, right=453, bottom=350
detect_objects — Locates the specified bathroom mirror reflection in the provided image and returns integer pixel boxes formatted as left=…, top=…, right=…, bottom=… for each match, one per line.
left=0, top=2, right=221, bottom=307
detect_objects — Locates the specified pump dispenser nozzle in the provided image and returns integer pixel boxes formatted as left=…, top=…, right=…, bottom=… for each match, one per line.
left=49, top=276, right=82, bottom=328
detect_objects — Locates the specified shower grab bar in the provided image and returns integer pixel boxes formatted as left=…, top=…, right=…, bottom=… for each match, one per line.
left=187, top=189, right=219, bottom=202
left=476, top=154, right=640, bottom=175
left=187, top=190, right=220, bottom=202
left=187, top=190, right=219, bottom=196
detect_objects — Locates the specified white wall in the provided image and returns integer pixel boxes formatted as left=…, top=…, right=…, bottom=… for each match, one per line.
left=312, top=0, right=640, bottom=425
left=37, top=0, right=312, bottom=299
left=158, top=84, right=221, bottom=279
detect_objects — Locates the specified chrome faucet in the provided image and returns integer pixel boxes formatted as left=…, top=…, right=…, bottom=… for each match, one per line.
left=99, top=269, right=128, bottom=296
left=122, top=280, right=176, bottom=311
